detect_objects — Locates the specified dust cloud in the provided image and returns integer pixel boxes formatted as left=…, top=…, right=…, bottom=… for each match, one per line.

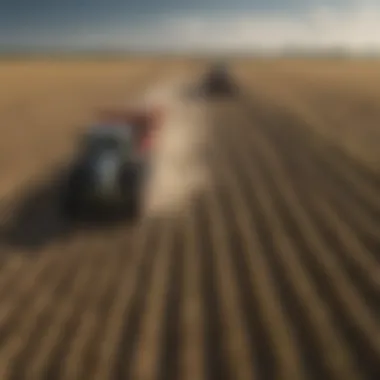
left=139, top=78, right=211, bottom=217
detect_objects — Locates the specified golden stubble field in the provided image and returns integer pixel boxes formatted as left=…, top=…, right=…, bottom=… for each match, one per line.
left=0, top=58, right=378, bottom=380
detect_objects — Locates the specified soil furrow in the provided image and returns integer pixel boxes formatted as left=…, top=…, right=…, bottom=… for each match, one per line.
left=128, top=217, right=177, bottom=380
left=195, top=195, right=231, bottom=380
left=242, top=104, right=380, bottom=298
left=156, top=220, right=183, bottom=380
left=211, top=104, right=306, bottom=380
left=234, top=99, right=380, bottom=379
left=239, top=93, right=380, bottom=219
left=105, top=218, right=161, bottom=380
left=180, top=206, right=206, bottom=380
left=205, top=153, right=257, bottom=379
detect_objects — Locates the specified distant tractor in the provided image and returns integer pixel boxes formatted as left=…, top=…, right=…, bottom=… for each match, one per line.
left=61, top=106, right=162, bottom=220
left=198, top=62, right=239, bottom=97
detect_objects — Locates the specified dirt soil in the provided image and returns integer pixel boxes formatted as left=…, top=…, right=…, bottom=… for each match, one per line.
left=0, top=59, right=378, bottom=380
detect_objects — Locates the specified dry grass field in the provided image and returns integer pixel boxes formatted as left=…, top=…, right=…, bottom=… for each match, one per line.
left=0, top=59, right=378, bottom=380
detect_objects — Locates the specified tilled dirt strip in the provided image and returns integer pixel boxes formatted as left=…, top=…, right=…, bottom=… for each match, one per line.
left=0, top=79, right=378, bottom=380
left=210, top=97, right=379, bottom=380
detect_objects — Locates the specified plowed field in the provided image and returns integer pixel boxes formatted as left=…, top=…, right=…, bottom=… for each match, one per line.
left=0, top=59, right=378, bottom=380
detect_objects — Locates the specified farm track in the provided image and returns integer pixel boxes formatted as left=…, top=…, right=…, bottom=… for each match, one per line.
left=0, top=70, right=378, bottom=380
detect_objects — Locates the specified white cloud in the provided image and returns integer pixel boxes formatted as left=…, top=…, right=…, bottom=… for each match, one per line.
left=4, top=4, right=380, bottom=53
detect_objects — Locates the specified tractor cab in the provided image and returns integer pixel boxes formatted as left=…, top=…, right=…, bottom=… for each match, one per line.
left=79, top=124, right=138, bottom=161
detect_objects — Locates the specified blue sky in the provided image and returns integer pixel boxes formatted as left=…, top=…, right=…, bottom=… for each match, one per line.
left=1, top=0, right=379, bottom=52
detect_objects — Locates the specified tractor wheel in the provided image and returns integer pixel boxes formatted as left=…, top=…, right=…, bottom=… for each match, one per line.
left=61, top=166, right=87, bottom=220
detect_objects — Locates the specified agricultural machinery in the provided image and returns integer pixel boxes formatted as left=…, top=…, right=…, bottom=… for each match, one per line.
left=61, top=106, right=162, bottom=220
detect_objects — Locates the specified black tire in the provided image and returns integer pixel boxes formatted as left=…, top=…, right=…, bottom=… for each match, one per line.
left=61, top=165, right=87, bottom=220
left=126, top=197, right=140, bottom=219
left=120, top=165, right=141, bottom=220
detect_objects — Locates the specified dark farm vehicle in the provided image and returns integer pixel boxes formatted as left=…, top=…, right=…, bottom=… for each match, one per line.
left=198, top=62, right=239, bottom=97
left=61, top=107, right=162, bottom=221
